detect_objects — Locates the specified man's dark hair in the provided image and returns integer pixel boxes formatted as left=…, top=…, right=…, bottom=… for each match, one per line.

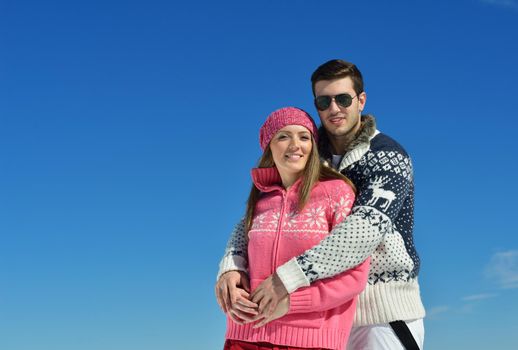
left=311, top=59, right=364, bottom=96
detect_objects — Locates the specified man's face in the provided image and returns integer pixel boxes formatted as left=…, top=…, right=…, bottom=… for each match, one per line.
left=314, top=77, right=366, bottom=141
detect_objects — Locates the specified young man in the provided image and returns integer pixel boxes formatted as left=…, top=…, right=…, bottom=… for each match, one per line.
left=216, top=59, right=426, bottom=349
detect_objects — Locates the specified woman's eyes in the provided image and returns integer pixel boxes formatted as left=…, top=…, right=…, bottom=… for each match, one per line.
left=277, top=134, right=310, bottom=141
left=277, top=135, right=311, bottom=141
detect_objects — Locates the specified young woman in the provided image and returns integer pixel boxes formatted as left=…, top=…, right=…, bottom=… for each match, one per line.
left=223, top=107, right=370, bottom=350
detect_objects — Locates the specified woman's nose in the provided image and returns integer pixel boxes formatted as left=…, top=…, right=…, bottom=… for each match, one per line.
left=288, top=138, right=300, bottom=149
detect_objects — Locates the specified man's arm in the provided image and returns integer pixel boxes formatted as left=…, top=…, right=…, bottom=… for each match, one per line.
left=250, top=153, right=413, bottom=321
left=217, top=219, right=249, bottom=280
left=250, top=258, right=370, bottom=328
left=287, top=258, right=370, bottom=314
left=215, top=219, right=258, bottom=321
left=277, top=150, right=413, bottom=293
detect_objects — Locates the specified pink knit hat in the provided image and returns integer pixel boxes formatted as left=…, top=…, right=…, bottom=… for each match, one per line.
left=259, top=107, right=319, bottom=151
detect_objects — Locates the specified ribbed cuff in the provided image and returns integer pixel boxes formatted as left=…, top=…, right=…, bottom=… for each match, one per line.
left=287, top=288, right=313, bottom=314
left=353, top=279, right=426, bottom=326
left=276, top=257, right=310, bottom=293
left=217, top=255, right=248, bottom=281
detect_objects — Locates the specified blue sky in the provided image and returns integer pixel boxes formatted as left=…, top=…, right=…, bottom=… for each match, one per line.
left=1, top=0, right=518, bottom=349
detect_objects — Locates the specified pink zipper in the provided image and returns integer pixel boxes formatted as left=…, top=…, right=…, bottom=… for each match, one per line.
left=271, top=189, right=289, bottom=273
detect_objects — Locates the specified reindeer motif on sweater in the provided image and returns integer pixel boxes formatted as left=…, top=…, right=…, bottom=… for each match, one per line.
left=366, top=175, right=395, bottom=210
left=218, top=115, right=425, bottom=326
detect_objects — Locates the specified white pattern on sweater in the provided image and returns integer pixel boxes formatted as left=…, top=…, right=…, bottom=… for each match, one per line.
left=218, top=115, right=425, bottom=326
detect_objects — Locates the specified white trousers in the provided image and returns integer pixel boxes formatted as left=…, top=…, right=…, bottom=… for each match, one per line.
left=346, top=319, right=425, bottom=350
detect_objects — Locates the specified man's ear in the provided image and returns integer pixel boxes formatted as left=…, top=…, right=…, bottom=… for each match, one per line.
left=359, top=91, right=367, bottom=112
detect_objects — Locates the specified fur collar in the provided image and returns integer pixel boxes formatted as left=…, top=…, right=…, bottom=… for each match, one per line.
left=318, top=114, right=377, bottom=159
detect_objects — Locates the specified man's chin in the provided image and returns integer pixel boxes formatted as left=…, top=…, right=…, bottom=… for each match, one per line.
left=326, top=126, right=353, bottom=138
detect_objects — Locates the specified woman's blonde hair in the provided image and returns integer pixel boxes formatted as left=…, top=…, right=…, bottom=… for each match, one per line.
left=244, top=135, right=355, bottom=233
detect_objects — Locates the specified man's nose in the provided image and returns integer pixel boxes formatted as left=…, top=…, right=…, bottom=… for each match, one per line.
left=328, top=98, right=341, bottom=113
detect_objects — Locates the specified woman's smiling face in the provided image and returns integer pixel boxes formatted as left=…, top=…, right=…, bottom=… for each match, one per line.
left=269, top=124, right=312, bottom=187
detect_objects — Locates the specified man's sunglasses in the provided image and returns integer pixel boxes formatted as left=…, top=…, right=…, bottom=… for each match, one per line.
left=314, top=93, right=358, bottom=111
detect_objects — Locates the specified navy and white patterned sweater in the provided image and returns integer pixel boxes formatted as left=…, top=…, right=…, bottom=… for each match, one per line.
left=218, top=115, right=425, bottom=326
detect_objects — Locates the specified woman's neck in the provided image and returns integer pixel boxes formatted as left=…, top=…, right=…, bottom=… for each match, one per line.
left=279, top=171, right=302, bottom=189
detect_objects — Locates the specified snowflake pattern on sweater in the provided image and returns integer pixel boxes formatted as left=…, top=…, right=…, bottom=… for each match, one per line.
left=219, top=132, right=419, bottom=283
left=218, top=115, right=425, bottom=325
left=248, top=178, right=354, bottom=242
left=317, top=134, right=420, bottom=285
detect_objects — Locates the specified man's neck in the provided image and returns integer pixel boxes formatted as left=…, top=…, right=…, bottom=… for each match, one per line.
left=328, top=118, right=363, bottom=155
left=329, top=125, right=362, bottom=155
left=329, top=135, right=352, bottom=155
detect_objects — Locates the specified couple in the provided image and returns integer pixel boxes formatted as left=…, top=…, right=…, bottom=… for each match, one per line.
left=215, top=59, right=426, bottom=350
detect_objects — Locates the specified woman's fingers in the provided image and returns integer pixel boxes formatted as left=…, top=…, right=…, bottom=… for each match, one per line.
left=233, top=300, right=259, bottom=315
left=216, top=271, right=247, bottom=314
left=236, top=289, right=259, bottom=308
left=229, top=306, right=258, bottom=322
left=228, top=309, right=245, bottom=325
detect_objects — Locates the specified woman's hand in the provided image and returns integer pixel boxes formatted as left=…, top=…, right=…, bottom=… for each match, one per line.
left=215, top=270, right=258, bottom=322
left=250, top=272, right=289, bottom=324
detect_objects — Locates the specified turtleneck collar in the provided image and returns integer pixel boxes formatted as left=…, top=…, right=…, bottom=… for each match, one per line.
left=251, top=167, right=303, bottom=193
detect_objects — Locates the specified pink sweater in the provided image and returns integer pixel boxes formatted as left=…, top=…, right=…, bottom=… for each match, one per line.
left=226, top=167, right=370, bottom=350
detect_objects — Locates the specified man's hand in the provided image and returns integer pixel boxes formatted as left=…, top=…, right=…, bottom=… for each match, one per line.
left=227, top=288, right=260, bottom=325
left=215, top=270, right=258, bottom=316
left=252, top=295, right=290, bottom=328
left=250, top=272, right=289, bottom=322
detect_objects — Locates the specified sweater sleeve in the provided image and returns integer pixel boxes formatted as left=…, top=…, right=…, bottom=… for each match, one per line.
left=277, top=148, right=413, bottom=293
left=216, top=218, right=249, bottom=280
left=287, top=258, right=370, bottom=314
left=285, top=180, right=369, bottom=313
